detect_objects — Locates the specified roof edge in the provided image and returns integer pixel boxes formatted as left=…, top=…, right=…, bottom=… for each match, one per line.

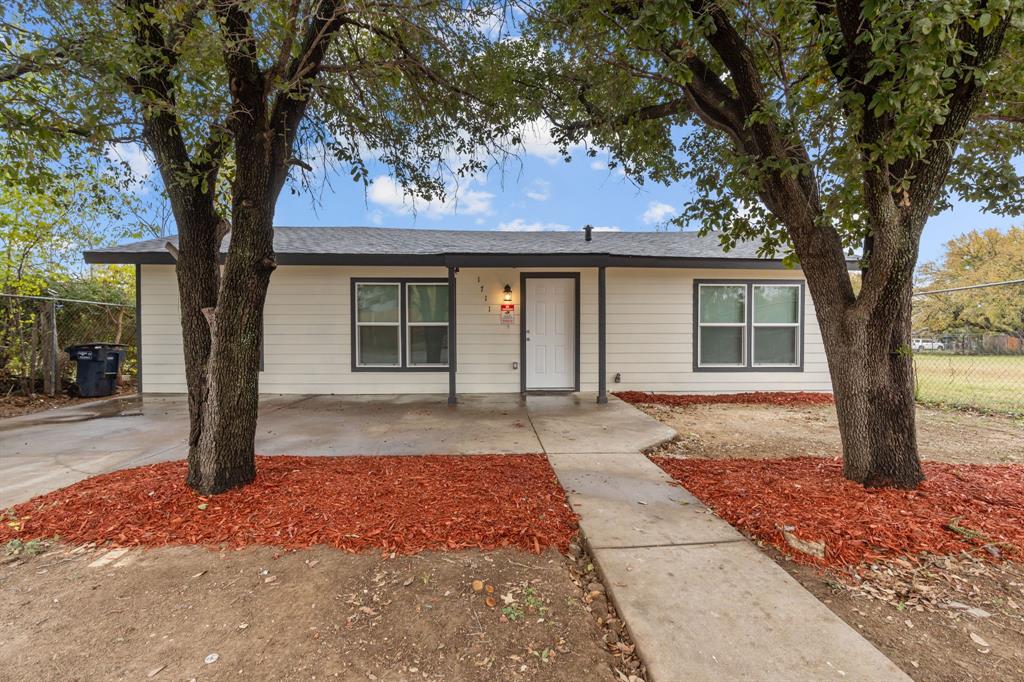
left=83, top=249, right=850, bottom=270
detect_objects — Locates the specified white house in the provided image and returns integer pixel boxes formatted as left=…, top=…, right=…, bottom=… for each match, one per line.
left=85, top=226, right=834, bottom=403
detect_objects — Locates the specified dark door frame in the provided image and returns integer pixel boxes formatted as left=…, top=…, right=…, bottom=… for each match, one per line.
left=519, top=272, right=581, bottom=394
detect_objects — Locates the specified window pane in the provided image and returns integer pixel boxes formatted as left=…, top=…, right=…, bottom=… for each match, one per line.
left=358, top=326, right=399, bottom=365
left=409, top=326, right=449, bottom=366
left=699, top=285, right=745, bottom=323
left=357, top=284, right=399, bottom=323
left=754, top=285, right=799, bottom=324
left=700, top=327, right=743, bottom=365
left=408, top=284, right=449, bottom=323
left=754, top=327, right=798, bottom=365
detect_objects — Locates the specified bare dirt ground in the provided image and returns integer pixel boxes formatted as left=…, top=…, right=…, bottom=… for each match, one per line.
left=0, top=390, right=135, bottom=419
left=782, top=553, right=1024, bottom=682
left=642, top=401, right=1024, bottom=681
left=641, top=403, right=1024, bottom=465
left=0, top=543, right=632, bottom=681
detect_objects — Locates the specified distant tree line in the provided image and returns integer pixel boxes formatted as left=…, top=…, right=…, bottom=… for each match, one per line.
left=914, top=227, right=1024, bottom=343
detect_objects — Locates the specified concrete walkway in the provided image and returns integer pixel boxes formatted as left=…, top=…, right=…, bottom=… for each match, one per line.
left=538, top=397, right=909, bottom=682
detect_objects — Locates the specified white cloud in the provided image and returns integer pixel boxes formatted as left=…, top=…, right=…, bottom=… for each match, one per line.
left=368, top=175, right=494, bottom=219
left=105, top=142, right=153, bottom=192
left=496, top=219, right=620, bottom=232
left=642, top=201, right=677, bottom=225
left=590, top=159, right=626, bottom=176
left=525, top=179, right=551, bottom=201
left=368, top=210, right=384, bottom=225
left=516, top=119, right=587, bottom=164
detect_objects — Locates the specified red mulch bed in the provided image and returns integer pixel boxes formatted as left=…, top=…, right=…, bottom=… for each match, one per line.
left=0, top=455, right=578, bottom=555
left=653, top=456, right=1024, bottom=570
left=614, top=391, right=835, bottom=407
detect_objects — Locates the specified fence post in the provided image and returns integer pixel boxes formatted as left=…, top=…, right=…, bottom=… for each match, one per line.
left=42, top=297, right=60, bottom=396
left=51, top=297, right=60, bottom=396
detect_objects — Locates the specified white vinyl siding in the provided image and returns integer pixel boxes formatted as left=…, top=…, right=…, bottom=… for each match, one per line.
left=604, top=268, right=830, bottom=394
left=138, top=264, right=832, bottom=395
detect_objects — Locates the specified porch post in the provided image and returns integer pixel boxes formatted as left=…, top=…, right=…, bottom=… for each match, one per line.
left=447, top=265, right=457, bottom=405
left=597, top=266, right=608, bottom=404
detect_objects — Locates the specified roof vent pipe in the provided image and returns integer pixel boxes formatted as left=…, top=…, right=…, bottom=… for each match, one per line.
left=584, top=224, right=593, bottom=242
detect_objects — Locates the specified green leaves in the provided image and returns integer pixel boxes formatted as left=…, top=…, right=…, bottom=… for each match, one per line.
left=515, top=0, right=1021, bottom=259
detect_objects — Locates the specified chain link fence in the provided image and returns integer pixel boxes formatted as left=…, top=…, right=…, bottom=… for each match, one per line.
left=0, top=293, right=137, bottom=397
left=912, top=280, right=1024, bottom=417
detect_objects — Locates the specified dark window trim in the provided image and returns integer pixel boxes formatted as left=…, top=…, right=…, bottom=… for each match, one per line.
left=350, top=277, right=450, bottom=373
left=519, top=272, right=582, bottom=393
left=692, top=279, right=805, bottom=373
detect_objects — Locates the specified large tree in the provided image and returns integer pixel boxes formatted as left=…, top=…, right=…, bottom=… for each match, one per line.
left=915, top=226, right=1024, bottom=338
left=515, top=0, right=1024, bottom=487
left=2, top=0, right=515, bottom=493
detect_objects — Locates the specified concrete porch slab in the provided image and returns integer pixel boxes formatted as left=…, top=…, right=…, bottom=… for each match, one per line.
left=0, top=394, right=543, bottom=506
left=526, top=393, right=676, bottom=454
left=547, top=452, right=743, bottom=548
left=255, top=394, right=541, bottom=455
left=592, top=542, right=909, bottom=681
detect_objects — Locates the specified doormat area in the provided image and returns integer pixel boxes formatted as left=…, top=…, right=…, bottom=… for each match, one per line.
left=1, top=455, right=577, bottom=555
left=614, top=391, right=835, bottom=407
left=652, top=456, right=1024, bottom=572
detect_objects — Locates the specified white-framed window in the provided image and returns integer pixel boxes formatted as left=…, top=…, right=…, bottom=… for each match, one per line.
left=697, top=283, right=747, bottom=367
left=695, top=280, right=803, bottom=371
left=752, top=284, right=801, bottom=367
left=355, top=282, right=401, bottom=367
left=353, top=279, right=449, bottom=370
left=406, top=282, right=449, bottom=367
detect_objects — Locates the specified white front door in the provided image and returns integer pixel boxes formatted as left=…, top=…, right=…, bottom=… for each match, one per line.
left=525, top=277, right=575, bottom=390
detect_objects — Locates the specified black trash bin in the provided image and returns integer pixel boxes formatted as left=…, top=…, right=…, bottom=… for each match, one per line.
left=66, top=343, right=128, bottom=397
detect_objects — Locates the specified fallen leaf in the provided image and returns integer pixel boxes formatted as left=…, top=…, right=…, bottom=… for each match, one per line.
left=969, top=633, right=990, bottom=648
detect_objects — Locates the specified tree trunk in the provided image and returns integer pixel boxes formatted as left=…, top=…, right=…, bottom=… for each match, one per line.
left=174, top=212, right=222, bottom=488
left=185, top=216, right=273, bottom=494
left=182, top=120, right=276, bottom=494
left=813, top=273, right=924, bottom=489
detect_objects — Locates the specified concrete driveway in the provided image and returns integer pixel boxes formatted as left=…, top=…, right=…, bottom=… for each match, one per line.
left=0, top=394, right=552, bottom=506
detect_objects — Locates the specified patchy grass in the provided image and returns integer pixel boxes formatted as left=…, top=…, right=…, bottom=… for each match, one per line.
left=914, top=353, right=1024, bottom=416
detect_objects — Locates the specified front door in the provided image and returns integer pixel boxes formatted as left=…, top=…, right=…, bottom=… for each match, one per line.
left=525, top=277, right=575, bottom=390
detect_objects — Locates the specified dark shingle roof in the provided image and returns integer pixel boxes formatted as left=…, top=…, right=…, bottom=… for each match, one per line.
left=84, top=225, right=780, bottom=266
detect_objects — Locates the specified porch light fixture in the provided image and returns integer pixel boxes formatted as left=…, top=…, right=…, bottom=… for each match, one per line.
left=503, top=284, right=513, bottom=302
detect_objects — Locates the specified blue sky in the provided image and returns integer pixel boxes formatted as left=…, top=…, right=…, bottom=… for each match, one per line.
left=114, top=126, right=1020, bottom=266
